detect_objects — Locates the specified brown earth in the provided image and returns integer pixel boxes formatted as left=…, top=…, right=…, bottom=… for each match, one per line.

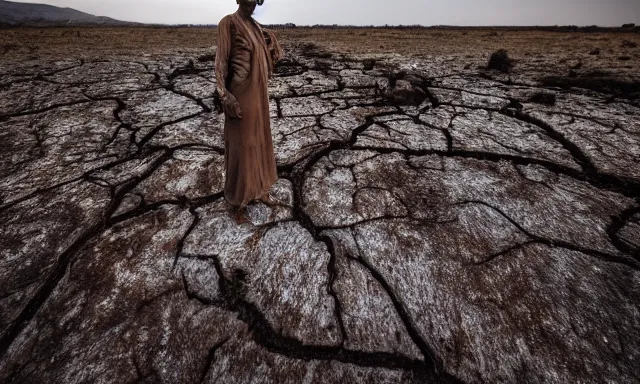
left=0, top=27, right=639, bottom=384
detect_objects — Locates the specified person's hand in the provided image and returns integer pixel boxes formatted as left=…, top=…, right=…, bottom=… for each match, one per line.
left=222, top=92, right=243, bottom=119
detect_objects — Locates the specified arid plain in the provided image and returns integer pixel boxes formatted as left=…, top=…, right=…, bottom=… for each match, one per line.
left=1, top=27, right=639, bottom=383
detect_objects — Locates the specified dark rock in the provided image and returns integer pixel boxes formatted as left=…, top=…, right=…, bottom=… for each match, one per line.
left=589, top=48, right=601, bottom=55
left=387, top=79, right=427, bottom=106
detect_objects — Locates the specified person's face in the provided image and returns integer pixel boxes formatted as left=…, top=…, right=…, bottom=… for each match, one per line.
left=237, top=0, right=257, bottom=17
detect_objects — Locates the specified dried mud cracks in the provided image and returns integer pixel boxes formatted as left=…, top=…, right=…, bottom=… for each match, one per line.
left=1, top=46, right=639, bottom=383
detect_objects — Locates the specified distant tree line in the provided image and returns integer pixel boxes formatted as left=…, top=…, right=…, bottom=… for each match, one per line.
left=1, top=21, right=638, bottom=33
left=148, top=23, right=640, bottom=33
left=269, top=24, right=639, bottom=33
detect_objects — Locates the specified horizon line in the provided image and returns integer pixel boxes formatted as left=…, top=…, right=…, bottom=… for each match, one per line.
left=92, top=22, right=639, bottom=28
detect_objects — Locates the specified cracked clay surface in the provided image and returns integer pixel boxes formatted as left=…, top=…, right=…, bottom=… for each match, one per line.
left=1, top=42, right=639, bottom=384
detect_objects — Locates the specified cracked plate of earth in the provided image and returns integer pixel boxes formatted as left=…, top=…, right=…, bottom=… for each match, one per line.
left=1, top=43, right=639, bottom=384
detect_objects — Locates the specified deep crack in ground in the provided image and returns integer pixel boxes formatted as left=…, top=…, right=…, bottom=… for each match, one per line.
left=1, top=43, right=639, bottom=384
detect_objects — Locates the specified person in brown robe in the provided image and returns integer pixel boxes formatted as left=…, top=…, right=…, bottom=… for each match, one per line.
left=215, top=0, right=283, bottom=224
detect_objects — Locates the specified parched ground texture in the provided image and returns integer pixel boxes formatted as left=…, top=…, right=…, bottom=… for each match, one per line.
left=1, top=28, right=640, bottom=383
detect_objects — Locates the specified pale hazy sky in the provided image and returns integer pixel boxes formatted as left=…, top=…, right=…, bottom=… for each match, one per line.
left=14, top=0, right=640, bottom=26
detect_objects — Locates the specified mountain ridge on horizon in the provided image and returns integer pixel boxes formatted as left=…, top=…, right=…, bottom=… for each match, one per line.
left=0, top=0, right=137, bottom=26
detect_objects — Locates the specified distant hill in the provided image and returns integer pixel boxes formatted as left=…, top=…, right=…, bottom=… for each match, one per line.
left=0, top=0, right=137, bottom=26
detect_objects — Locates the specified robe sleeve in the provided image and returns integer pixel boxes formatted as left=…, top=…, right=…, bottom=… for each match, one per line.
left=214, top=16, right=232, bottom=98
left=262, top=28, right=284, bottom=78
left=266, top=29, right=284, bottom=63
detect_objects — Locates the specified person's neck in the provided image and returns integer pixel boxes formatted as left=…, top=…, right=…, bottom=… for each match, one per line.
left=235, top=9, right=253, bottom=21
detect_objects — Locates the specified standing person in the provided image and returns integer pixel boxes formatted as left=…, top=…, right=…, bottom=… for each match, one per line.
left=215, top=0, right=283, bottom=224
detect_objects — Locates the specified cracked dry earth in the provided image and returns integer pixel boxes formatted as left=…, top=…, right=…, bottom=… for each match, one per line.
left=1, top=44, right=640, bottom=384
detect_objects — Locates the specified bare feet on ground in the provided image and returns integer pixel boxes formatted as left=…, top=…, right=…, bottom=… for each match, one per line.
left=228, top=203, right=251, bottom=225
left=256, top=192, right=279, bottom=207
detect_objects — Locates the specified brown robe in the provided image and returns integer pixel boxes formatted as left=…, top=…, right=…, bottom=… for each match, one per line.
left=215, top=11, right=283, bottom=208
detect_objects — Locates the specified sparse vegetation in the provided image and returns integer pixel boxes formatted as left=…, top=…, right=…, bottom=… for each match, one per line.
left=488, top=49, right=512, bottom=72
left=300, top=41, right=331, bottom=59
left=197, top=54, right=214, bottom=63
left=362, top=59, right=375, bottom=70
left=1, top=27, right=639, bottom=89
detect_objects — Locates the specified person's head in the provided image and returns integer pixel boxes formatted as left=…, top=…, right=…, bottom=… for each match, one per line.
left=237, top=0, right=263, bottom=18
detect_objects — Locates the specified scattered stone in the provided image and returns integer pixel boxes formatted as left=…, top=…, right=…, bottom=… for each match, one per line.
left=387, top=79, right=427, bottom=106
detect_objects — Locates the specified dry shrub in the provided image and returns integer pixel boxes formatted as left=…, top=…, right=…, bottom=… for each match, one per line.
left=300, top=42, right=331, bottom=58
left=299, top=42, right=316, bottom=54
left=362, top=59, right=375, bottom=70
left=488, top=49, right=512, bottom=72
left=198, top=54, right=214, bottom=63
